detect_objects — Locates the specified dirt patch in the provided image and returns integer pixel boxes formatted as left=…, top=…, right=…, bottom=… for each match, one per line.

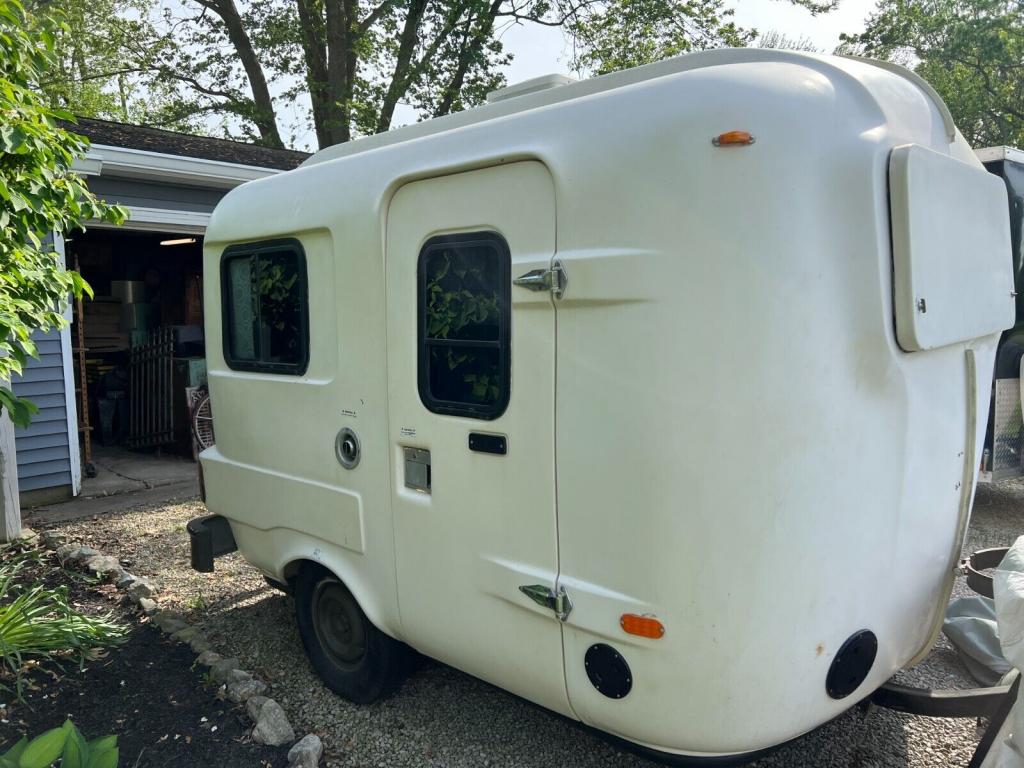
left=0, top=548, right=287, bottom=768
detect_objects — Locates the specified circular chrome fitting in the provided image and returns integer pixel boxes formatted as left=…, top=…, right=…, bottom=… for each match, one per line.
left=335, top=427, right=361, bottom=469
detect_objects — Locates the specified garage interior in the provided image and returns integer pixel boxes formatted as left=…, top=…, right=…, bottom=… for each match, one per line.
left=66, top=227, right=212, bottom=488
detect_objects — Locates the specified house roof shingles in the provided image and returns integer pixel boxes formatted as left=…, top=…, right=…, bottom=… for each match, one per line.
left=67, top=117, right=309, bottom=171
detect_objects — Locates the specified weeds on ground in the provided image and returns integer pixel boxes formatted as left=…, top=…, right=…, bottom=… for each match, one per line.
left=186, top=593, right=207, bottom=612
left=0, top=542, right=127, bottom=698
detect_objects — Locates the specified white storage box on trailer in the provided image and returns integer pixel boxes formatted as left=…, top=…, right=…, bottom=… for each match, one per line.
left=189, top=48, right=1015, bottom=762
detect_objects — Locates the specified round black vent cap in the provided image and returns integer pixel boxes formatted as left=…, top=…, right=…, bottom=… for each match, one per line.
left=585, top=643, right=633, bottom=699
left=826, top=629, right=878, bottom=700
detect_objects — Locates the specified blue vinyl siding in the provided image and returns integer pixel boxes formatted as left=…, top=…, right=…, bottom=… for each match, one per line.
left=87, top=177, right=225, bottom=213
left=11, top=328, right=73, bottom=492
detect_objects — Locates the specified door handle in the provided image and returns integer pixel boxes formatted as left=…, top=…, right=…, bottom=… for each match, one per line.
left=513, top=259, right=567, bottom=298
left=513, top=269, right=551, bottom=291
left=519, top=584, right=573, bottom=621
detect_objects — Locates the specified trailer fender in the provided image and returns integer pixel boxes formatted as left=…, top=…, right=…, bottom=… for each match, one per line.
left=268, top=540, right=400, bottom=642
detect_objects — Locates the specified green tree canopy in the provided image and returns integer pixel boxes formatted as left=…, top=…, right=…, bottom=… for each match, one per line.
left=38, top=0, right=844, bottom=150
left=840, top=0, right=1024, bottom=148
left=24, top=0, right=191, bottom=130
left=148, top=0, right=525, bottom=148
left=0, top=0, right=126, bottom=427
left=566, top=0, right=754, bottom=75
left=75, top=0, right=838, bottom=150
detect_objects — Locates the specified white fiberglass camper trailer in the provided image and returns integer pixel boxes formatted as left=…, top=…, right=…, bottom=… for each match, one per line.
left=188, top=48, right=1016, bottom=761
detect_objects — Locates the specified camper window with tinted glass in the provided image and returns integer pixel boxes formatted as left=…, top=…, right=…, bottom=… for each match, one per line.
left=417, top=232, right=510, bottom=419
left=221, top=239, right=309, bottom=374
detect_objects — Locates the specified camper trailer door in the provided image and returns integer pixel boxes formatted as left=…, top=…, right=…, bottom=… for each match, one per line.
left=385, top=162, right=571, bottom=716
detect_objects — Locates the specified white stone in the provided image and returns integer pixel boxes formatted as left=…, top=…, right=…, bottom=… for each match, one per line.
left=226, top=678, right=267, bottom=703
left=223, top=668, right=252, bottom=684
left=287, top=734, right=323, bottom=768
left=68, top=548, right=98, bottom=565
left=209, top=657, right=240, bottom=683
left=251, top=699, right=295, bottom=746
left=85, top=555, right=123, bottom=578
left=58, top=544, right=98, bottom=562
left=40, top=530, right=65, bottom=550
left=127, top=576, right=156, bottom=599
left=138, top=597, right=158, bottom=615
left=115, top=572, right=137, bottom=590
left=245, top=695, right=269, bottom=722
left=16, top=527, right=37, bottom=544
left=171, top=626, right=200, bottom=642
left=197, top=650, right=222, bottom=667
left=55, top=543, right=81, bottom=560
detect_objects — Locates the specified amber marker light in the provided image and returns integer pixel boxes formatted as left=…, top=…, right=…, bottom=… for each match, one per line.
left=712, top=130, right=755, bottom=147
left=620, top=614, right=666, bottom=639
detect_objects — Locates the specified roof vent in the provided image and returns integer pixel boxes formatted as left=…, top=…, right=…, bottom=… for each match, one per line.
left=487, top=74, right=577, bottom=104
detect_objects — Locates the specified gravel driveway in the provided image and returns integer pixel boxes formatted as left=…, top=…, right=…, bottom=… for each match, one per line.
left=47, top=481, right=1024, bottom=768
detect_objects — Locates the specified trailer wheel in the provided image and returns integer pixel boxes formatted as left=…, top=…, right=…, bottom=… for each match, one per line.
left=295, top=564, right=410, bottom=703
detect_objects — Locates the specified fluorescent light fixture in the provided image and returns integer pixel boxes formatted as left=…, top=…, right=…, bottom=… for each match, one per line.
left=160, top=237, right=198, bottom=246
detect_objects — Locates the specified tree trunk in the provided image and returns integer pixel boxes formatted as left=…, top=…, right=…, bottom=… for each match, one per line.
left=295, top=0, right=333, bottom=148
left=321, top=0, right=353, bottom=146
left=434, top=0, right=503, bottom=117
left=0, top=406, right=21, bottom=543
left=208, top=0, right=285, bottom=148
left=375, top=0, right=429, bottom=133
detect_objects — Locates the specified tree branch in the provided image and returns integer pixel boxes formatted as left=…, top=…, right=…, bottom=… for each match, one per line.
left=359, top=0, right=400, bottom=33
left=376, top=0, right=430, bottom=133
left=187, top=0, right=284, bottom=147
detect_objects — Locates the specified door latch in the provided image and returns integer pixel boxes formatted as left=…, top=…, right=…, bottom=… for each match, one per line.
left=513, top=259, right=567, bottom=299
left=519, top=584, right=573, bottom=621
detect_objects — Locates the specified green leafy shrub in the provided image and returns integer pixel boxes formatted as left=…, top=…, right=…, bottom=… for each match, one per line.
left=0, top=544, right=126, bottom=695
left=0, top=719, right=118, bottom=768
left=0, top=0, right=127, bottom=427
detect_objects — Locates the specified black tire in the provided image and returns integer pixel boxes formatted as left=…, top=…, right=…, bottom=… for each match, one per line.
left=294, top=564, right=410, bottom=703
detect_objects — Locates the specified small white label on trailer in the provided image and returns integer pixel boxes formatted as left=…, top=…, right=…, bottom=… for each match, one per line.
left=889, top=143, right=1015, bottom=352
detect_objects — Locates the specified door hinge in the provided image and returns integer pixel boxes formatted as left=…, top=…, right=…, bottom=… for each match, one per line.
left=513, top=259, right=567, bottom=299
left=519, top=584, right=573, bottom=621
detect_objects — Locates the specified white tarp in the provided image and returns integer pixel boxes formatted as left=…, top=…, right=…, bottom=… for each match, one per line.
left=981, top=537, right=1024, bottom=767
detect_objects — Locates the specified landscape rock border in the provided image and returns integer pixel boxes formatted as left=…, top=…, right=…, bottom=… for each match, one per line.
left=36, top=528, right=319, bottom=764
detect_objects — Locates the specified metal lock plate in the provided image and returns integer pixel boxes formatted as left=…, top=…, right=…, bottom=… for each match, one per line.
left=404, top=447, right=431, bottom=493
left=991, top=378, right=1024, bottom=480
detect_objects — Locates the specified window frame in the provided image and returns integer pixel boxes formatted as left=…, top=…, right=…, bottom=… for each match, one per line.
left=417, top=231, right=511, bottom=420
left=220, top=238, right=310, bottom=376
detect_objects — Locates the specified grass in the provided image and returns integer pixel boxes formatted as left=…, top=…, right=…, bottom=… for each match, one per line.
left=186, top=593, right=207, bottom=612
left=0, top=542, right=127, bottom=697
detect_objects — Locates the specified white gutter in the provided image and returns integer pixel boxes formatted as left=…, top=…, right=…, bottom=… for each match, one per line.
left=86, top=205, right=211, bottom=234
left=72, top=143, right=285, bottom=189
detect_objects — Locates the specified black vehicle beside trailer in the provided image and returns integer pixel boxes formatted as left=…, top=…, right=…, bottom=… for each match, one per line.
left=978, top=147, right=1024, bottom=482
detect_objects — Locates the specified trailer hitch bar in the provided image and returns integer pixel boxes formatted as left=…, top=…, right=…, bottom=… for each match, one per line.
left=871, top=671, right=1020, bottom=768
left=869, top=545, right=1018, bottom=767
left=872, top=673, right=1018, bottom=719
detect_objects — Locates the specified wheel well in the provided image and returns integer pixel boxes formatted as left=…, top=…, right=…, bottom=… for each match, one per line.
left=280, top=557, right=395, bottom=640
left=282, top=558, right=320, bottom=585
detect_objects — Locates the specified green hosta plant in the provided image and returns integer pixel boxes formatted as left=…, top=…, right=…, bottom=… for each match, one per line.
left=0, top=719, right=118, bottom=768
left=0, top=543, right=126, bottom=696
